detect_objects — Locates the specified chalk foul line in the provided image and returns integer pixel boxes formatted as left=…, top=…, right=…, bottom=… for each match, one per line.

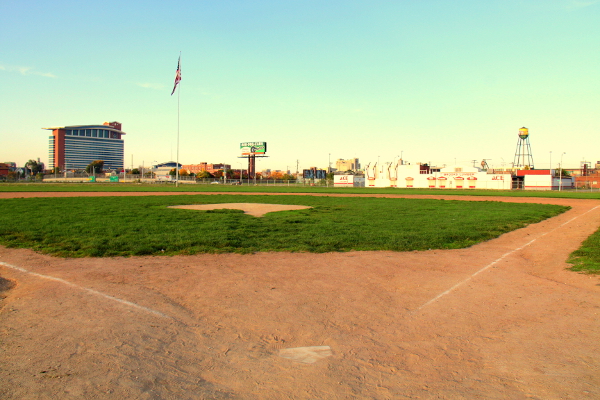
left=415, top=204, right=600, bottom=312
left=0, top=261, right=170, bottom=319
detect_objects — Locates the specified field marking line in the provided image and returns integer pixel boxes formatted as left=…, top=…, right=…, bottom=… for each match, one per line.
left=0, top=261, right=170, bottom=319
left=415, top=204, right=600, bottom=312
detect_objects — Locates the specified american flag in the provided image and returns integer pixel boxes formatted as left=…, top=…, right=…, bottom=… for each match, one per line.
left=171, top=56, right=181, bottom=95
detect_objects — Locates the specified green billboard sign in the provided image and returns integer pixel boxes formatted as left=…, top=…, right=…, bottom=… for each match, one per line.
left=240, top=142, right=267, bottom=155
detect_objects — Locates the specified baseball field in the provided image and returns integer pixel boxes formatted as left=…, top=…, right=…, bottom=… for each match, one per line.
left=1, top=184, right=599, bottom=399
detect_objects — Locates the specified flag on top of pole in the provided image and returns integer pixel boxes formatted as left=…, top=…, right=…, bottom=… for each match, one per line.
left=171, top=55, right=181, bottom=95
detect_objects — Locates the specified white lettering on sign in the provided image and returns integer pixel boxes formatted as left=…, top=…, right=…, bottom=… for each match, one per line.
left=442, top=172, right=476, bottom=177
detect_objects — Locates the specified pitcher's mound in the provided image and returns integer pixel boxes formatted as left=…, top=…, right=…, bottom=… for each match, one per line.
left=169, top=203, right=312, bottom=217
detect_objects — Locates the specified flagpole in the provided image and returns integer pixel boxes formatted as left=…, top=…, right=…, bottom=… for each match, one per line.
left=176, top=51, right=181, bottom=188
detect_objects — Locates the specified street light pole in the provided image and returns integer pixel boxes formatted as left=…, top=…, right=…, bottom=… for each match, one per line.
left=559, top=152, right=566, bottom=191
left=237, top=162, right=242, bottom=184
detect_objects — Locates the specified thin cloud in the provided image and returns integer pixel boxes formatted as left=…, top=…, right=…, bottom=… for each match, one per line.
left=0, top=64, right=56, bottom=78
left=566, top=0, right=600, bottom=9
left=135, top=82, right=164, bottom=90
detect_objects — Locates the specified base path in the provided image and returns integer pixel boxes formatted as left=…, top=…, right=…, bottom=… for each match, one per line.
left=1, top=192, right=600, bottom=399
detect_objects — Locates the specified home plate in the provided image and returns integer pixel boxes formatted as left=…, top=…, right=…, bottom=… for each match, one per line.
left=279, top=346, right=332, bottom=364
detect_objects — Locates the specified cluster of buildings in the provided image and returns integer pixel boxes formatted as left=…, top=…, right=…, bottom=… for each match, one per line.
left=335, top=158, right=360, bottom=172
left=3, top=121, right=595, bottom=190
left=334, top=156, right=600, bottom=190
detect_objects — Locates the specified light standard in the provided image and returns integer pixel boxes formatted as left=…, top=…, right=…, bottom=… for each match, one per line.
left=549, top=151, right=552, bottom=174
left=236, top=162, right=243, bottom=184
left=559, top=152, right=566, bottom=191
left=151, top=160, right=157, bottom=180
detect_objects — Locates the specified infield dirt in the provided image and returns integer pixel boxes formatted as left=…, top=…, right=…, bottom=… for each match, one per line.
left=1, top=192, right=599, bottom=399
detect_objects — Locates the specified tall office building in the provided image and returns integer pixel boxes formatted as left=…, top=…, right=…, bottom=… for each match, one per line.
left=336, top=158, right=360, bottom=172
left=44, top=121, right=126, bottom=170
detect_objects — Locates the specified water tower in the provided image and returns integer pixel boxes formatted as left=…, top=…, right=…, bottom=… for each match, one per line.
left=513, top=127, right=535, bottom=169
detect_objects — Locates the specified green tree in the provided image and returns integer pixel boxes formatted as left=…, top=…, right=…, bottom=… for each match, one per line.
left=6, top=171, right=18, bottom=181
left=25, top=159, right=44, bottom=175
left=282, top=173, right=295, bottom=181
left=131, top=168, right=140, bottom=175
left=168, top=168, right=188, bottom=177
left=196, top=171, right=213, bottom=179
left=86, top=160, right=104, bottom=174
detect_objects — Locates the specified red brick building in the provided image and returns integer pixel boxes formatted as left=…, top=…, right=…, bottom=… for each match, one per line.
left=575, top=172, right=600, bottom=189
left=182, top=163, right=231, bottom=175
left=0, top=163, right=11, bottom=177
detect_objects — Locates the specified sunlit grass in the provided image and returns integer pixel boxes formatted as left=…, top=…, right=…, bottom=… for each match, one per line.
left=568, top=227, right=600, bottom=274
left=0, top=195, right=568, bottom=257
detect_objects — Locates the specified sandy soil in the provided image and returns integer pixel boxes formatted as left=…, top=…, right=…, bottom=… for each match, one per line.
left=1, top=192, right=600, bottom=399
left=168, top=203, right=312, bottom=217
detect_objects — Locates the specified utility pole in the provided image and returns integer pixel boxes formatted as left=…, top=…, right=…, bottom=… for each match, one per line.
left=559, top=152, right=566, bottom=191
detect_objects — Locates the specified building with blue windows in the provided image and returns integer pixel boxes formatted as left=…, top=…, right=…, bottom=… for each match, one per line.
left=44, top=121, right=125, bottom=171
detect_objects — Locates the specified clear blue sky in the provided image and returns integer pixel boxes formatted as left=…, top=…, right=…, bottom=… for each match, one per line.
left=1, top=0, right=598, bottom=172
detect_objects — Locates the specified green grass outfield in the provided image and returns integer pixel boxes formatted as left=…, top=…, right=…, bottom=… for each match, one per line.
left=0, top=194, right=567, bottom=257
left=0, top=183, right=598, bottom=275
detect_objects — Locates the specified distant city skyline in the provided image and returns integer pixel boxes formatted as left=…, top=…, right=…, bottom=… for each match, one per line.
left=1, top=0, right=598, bottom=172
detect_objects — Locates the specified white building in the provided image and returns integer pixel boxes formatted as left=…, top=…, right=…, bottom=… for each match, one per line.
left=362, top=162, right=512, bottom=190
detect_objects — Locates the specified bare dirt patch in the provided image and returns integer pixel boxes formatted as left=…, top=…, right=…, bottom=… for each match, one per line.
left=1, top=192, right=600, bottom=399
left=168, top=202, right=312, bottom=217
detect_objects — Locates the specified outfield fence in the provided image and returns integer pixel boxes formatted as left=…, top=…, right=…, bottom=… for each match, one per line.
left=1, top=173, right=598, bottom=192
left=37, top=173, right=333, bottom=187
